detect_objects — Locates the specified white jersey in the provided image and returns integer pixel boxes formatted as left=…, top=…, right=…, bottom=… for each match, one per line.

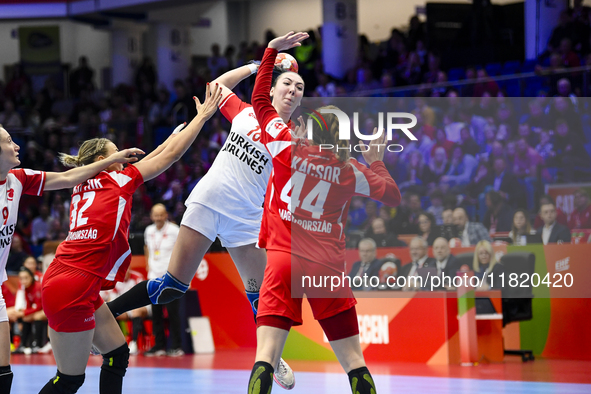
left=0, top=169, right=45, bottom=283
left=185, top=93, right=277, bottom=223
left=144, top=221, right=180, bottom=279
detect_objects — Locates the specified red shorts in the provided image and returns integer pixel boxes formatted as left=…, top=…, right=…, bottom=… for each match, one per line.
left=42, top=260, right=104, bottom=333
left=257, top=250, right=356, bottom=325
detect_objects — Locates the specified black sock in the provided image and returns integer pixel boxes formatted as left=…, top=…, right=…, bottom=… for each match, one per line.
left=348, top=366, right=376, bottom=394
left=34, top=321, right=45, bottom=347
left=107, top=280, right=150, bottom=317
left=248, top=361, right=274, bottom=394
left=20, top=322, right=32, bottom=348
left=131, top=317, right=143, bottom=342
left=0, top=365, right=13, bottom=394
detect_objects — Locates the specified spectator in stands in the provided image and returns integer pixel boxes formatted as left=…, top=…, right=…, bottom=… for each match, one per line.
left=453, top=207, right=491, bottom=246
left=399, top=237, right=436, bottom=290
left=430, top=129, right=454, bottom=159
left=391, top=192, right=422, bottom=234
left=30, top=204, right=52, bottom=246
left=442, top=208, right=454, bottom=225
left=9, top=267, right=47, bottom=354
left=509, top=209, right=537, bottom=245
left=441, top=145, right=478, bottom=189
left=69, top=56, right=95, bottom=98
left=432, top=237, right=460, bottom=285
left=0, top=100, right=23, bottom=128
left=171, top=79, right=197, bottom=123
left=569, top=189, right=591, bottom=229
left=135, top=56, right=157, bottom=93
left=207, top=44, right=229, bottom=79
left=314, top=73, right=337, bottom=97
left=6, top=235, right=28, bottom=275
left=473, top=68, right=499, bottom=97
left=428, top=147, right=449, bottom=185
left=534, top=195, right=568, bottom=228
left=546, top=10, right=577, bottom=54
left=473, top=240, right=503, bottom=290
left=513, top=138, right=544, bottom=179
left=483, top=190, right=514, bottom=234
left=535, top=130, right=556, bottom=163
left=366, top=218, right=407, bottom=248
left=427, top=189, right=445, bottom=225
left=517, top=121, right=539, bottom=147
left=490, top=156, right=522, bottom=207
left=23, top=256, right=42, bottom=283
left=418, top=212, right=440, bottom=246
left=553, top=118, right=590, bottom=182
left=537, top=201, right=572, bottom=244
left=559, top=38, right=581, bottom=67
left=347, top=238, right=383, bottom=290
left=398, top=151, right=434, bottom=194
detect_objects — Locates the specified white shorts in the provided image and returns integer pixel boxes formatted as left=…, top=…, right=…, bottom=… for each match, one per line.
left=181, top=203, right=261, bottom=248
left=0, top=291, right=7, bottom=323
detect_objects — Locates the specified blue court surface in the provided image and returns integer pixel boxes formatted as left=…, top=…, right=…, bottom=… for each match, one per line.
left=12, top=365, right=591, bottom=393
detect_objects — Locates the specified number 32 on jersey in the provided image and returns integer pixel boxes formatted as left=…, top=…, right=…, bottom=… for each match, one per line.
left=70, top=191, right=96, bottom=230
left=280, top=172, right=330, bottom=219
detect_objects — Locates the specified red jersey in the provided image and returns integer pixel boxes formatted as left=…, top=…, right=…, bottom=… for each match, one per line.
left=23, top=281, right=43, bottom=316
left=55, top=165, right=143, bottom=282
left=253, top=48, right=401, bottom=265
left=568, top=205, right=591, bottom=229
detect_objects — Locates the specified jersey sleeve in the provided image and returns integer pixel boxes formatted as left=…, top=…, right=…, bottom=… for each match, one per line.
left=349, top=159, right=401, bottom=207
left=219, top=93, right=250, bottom=122
left=110, top=165, right=144, bottom=196
left=252, top=47, right=294, bottom=168
left=10, top=169, right=46, bottom=196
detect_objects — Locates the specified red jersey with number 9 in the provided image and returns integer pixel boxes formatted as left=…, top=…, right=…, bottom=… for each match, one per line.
left=253, top=48, right=402, bottom=266
left=0, top=169, right=45, bottom=284
left=55, top=165, right=143, bottom=282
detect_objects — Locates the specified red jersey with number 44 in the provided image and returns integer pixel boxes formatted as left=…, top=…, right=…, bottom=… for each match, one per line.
left=253, top=48, right=402, bottom=265
left=55, top=165, right=143, bottom=282
left=0, top=169, right=45, bottom=284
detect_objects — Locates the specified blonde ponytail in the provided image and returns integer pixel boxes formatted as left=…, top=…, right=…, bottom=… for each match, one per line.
left=59, top=138, right=110, bottom=168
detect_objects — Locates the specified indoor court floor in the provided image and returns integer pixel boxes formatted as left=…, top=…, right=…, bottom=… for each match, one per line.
left=11, top=350, right=591, bottom=393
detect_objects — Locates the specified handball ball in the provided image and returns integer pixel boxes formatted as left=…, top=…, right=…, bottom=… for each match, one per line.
left=275, top=53, right=299, bottom=73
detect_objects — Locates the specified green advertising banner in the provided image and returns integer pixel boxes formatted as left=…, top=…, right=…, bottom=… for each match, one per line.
left=18, top=25, right=61, bottom=75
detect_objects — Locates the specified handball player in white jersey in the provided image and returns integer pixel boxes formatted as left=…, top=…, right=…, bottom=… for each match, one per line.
left=0, top=124, right=143, bottom=394
left=107, top=58, right=305, bottom=389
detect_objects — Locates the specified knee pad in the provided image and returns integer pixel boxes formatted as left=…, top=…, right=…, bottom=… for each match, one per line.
left=347, top=367, right=376, bottom=394
left=47, top=371, right=85, bottom=394
left=245, top=291, right=259, bottom=316
left=147, top=272, right=189, bottom=305
left=101, top=343, right=130, bottom=377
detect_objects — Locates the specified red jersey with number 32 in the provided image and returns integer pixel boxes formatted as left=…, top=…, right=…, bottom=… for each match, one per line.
left=253, top=48, right=402, bottom=265
left=55, top=165, right=143, bottom=282
left=0, top=169, right=45, bottom=283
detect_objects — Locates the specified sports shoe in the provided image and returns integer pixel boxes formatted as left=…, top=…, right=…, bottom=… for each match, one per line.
left=38, top=342, right=52, bottom=354
left=90, top=344, right=101, bottom=356
left=167, top=348, right=185, bottom=357
left=144, top=346, right=166, bottom=357
left=274, top=358, right=295, bottom=390
left=23, top=347, right=33, bottom=355
left=129, top=341, right=138, bottom=355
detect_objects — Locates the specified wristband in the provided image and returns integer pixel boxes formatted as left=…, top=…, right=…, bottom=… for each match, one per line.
left=247, top=63, right=258, bottom=75
left=172, top=122, right=186, bottom=135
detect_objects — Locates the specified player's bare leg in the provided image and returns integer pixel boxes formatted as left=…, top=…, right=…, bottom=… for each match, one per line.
left=166, top=225, right=213, bottom=284
left=228, top=245, right=295, bottom=390
left=39, top=328, right=92, bottom=393
left=248, top=326, right=291, bottom=394
left=0, top=321, right=13, bottom=393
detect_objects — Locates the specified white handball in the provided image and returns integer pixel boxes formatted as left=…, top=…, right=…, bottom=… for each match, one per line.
left=274, top=53, right=299, bottom=73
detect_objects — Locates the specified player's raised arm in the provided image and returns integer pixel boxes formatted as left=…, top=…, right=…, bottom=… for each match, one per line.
left=133, top=83, right=222, bottom=182
left=44, top=147, right=144, bottom=190
left=212, top=62, right=259, bottom=103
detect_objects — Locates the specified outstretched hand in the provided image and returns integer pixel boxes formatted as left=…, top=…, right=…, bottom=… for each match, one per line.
left=361, top=128, right=386, bottom=165
left=110, top=148, right=145, bottom=164
left=194, top=82, right=223, bottom=121
left=268, top=31, right=309, bottom=52
left=292, top=116, right=308, bottom=138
